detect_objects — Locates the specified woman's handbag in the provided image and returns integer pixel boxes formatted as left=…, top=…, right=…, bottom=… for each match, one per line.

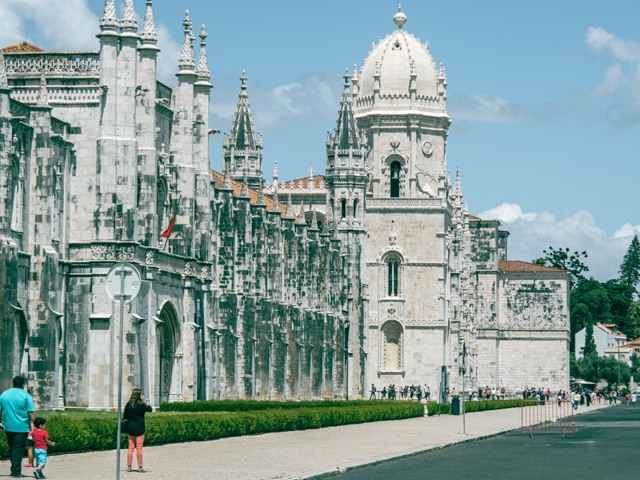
left=120, top=420, right=128, bottom=434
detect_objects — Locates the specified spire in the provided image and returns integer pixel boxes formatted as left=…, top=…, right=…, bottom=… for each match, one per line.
left=297, top=202, right=307, bottom=225
left=351, top=63, right=359, bottom=95
left=272, top=158, right=279, bottom=186
left=120, top=0, right=138, bottom=33
left=240, top=171, right=249, bottom=197
left=285, top=193, right=295, bottom=219
left=36, top=74, right=48, bottom=107
left=257, top=183, right=265, bottom=205
left=0, top=47, right=7, bottom=88
left=99, top=0, right=118, bottom=32
left=229, top=71, right=257, bottom=150
left=270, top=185, right=280, bottom=213
left=196, top=25, right=211, bottom=83
left=140, top=0, right=158, bottom=46
left=222, top=70, right=264, bottom=189
left=178, top=11, right=196, bottom=73
left=222, top=160, right=232, bottom=189
left=330, top=69, right=360, bottom=150
left=308, top=210, right=319, bottom=231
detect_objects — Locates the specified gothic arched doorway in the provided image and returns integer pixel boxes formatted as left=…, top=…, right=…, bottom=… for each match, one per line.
left=157, top=302, right=181, bottom=403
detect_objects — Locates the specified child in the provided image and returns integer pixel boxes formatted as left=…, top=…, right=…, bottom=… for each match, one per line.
left=31, top=417, right=55, bottom=479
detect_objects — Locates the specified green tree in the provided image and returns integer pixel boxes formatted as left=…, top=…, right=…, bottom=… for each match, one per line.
left=583, top=324, right=597, bottom=358
left=570, top=352, right=582, bottom=380
left=541, top=246, right=589, bottom=287
left=598, top=355, right=631, bottom=388
left=619, top=235, right=640, bottom=295
left=630, top=354, right=640, bottom=380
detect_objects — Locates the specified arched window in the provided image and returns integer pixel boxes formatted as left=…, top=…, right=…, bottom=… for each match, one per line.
left=390, top=161, right=401, bottom=198
left=341, top=198, right=347, bottom=219
left=353, top=198, right=359, bottom=222
left=387, top=258, right=400, bottom=297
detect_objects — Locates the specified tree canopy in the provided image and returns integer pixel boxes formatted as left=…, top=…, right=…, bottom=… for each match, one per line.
left=619, top=235, right=640, bottom=296
left=534, top=246, right=588, bottom=288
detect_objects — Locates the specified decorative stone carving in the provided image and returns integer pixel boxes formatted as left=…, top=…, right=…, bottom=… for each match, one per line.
left=421, top=140, right=433, bottom=156
left=4, top=54, right=100, bottom=77
left=91, top=244, right=135, bottom=261
left=405, top=317, right=446, bottom=327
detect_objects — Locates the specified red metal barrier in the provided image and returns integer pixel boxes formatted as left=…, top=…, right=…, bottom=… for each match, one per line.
left=521, top=399, right=574, bottom=437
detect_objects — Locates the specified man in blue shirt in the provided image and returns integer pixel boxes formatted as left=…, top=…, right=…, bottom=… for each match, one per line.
left=0, top=376, right=36, bottom=478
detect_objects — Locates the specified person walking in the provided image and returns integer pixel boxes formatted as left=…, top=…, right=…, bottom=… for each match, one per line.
left=369, top=384, right=377, bottom=400
left=0, top=376, right=37, bottom=478
left=31, top=417, right=55, bottom=479
left=123, top=389, right=153, bottom=473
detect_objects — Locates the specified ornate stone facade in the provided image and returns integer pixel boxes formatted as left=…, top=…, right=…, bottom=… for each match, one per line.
left=0, top=3, right=569, bottom=409
left=0, top=1, right=365, bottom=409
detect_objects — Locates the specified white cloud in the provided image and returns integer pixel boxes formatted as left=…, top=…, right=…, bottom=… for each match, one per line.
left=448, top=94, right=536, bottom=125
left=585, top=27, right=640, bottom=123
left=0, top=0, right=99, bottom=51
left=613, top=223, right=640, bottom=239
left=477, top=203, right=637, bottom=281
left=155, top=23, right=181, bottom=87
left=210, top=71, right=343, bottom=135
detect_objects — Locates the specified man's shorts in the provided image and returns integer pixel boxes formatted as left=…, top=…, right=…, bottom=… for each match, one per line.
left=34, top=449, right=47, bottom=467
left=26, top=439, right=35, bottom=448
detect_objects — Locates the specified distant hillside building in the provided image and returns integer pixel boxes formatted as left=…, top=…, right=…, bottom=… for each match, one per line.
left=0, top=1, right=570, bottom=410
left=575, top=324, right=627, bottom=359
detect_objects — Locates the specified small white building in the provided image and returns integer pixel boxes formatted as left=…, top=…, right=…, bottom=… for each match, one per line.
left=575, top=324, right=627, bottom=359
left=604, top=338, right=640, bottom=366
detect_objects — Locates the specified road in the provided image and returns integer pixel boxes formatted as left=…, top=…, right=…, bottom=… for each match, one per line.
left=334, top=402, right=638, bottom=480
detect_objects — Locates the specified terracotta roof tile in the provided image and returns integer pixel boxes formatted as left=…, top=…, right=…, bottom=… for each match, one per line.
left=498, top=260, right=567, bottom=273
left=469, top=215, right=481, bottom=220
left=2, top=42, right=45, bottom=53
left=211, top=170, right=290, bottom=218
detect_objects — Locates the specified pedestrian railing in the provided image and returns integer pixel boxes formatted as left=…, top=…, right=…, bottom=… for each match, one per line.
left=521, top=399, right=574, bottom=437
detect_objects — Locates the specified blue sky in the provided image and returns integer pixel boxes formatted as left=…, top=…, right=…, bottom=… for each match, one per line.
left=1, top=0, right=638, bottom=280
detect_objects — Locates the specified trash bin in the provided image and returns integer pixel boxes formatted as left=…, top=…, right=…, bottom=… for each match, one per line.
left=451, top=395, right=461, bottom=415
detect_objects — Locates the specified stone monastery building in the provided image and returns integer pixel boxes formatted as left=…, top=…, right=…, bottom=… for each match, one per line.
left=0, top=1, right=570, bottom=410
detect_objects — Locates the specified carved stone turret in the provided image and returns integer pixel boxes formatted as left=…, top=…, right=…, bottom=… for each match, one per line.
left=222, top=71, right=264, bottom=190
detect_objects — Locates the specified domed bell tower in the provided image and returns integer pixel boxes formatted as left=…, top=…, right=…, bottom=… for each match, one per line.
left=353, top=5, right=451, bottom=200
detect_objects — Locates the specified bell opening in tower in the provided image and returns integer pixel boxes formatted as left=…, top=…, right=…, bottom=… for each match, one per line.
left=390, top=161, right=401, bottom=198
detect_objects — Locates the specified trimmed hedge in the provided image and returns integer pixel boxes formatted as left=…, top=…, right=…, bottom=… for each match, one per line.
left=159, top=399, right=391, bottom=412
left=464, top=399, right=529, bottom=413
left=426, top=399, right=532, bottom=416
left=0, top=402, right=423, bottom=458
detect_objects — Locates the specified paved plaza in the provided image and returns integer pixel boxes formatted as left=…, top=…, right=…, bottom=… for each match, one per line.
left=0, top=402, right=611, bottom=480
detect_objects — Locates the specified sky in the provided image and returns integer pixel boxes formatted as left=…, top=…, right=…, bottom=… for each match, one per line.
left=1, top=0, right=638, bottom=281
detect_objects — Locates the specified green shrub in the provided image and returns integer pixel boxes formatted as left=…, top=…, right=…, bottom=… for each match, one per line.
left=426, top=402, right=451, bottom=415
left=465, top=399, right=530, bottom=413
left=0, top=402, right=422, bottom=458
left=158, top=399, right=390, bottom=412
left=425, top=399, right=531, bottom=416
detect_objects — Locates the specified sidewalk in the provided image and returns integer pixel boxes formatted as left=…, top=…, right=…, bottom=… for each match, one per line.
left=0, top=402, right=612, bottom=480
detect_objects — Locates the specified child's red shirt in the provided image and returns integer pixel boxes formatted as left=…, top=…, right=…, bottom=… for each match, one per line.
left=31, top=429, right=49, bottom=450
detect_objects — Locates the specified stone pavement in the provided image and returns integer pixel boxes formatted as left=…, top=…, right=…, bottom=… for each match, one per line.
left=0, top=402, right=612, bottom=480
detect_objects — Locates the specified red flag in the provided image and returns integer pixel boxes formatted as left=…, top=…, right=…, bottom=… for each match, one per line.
left=160, top=214, right=176, bottom=238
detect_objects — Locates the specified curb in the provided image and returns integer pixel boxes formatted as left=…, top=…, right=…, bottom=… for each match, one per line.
left=283, top=403, right=614, bottom=480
